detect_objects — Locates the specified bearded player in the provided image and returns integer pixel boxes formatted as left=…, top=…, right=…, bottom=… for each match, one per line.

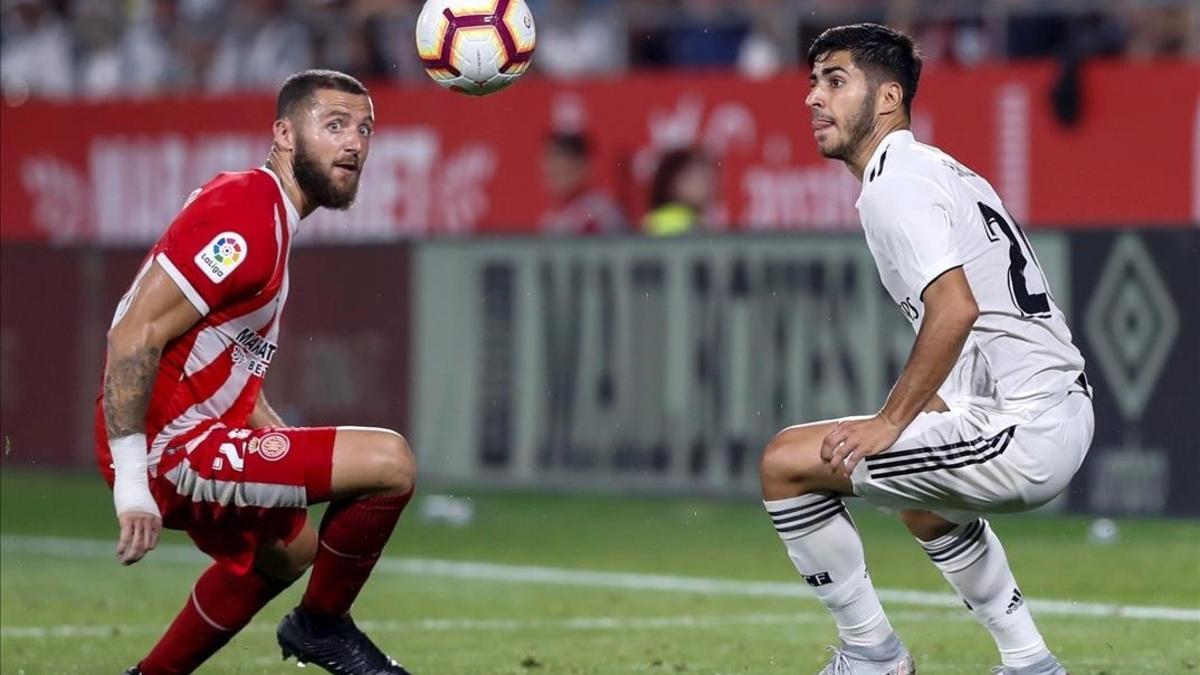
left=759, top=25, right=1092, bottom=675
left=98, top=70, right=416, bottom=675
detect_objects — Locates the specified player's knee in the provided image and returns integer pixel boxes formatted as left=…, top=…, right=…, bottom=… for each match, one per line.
left=370, top=430, right=417, bottom=495
left=759, top=426, right=822, bottom=495
left=758, top=432, right=791, bottom=485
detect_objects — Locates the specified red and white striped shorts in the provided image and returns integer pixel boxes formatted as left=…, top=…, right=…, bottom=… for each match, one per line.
left=151, top=425, right=336, bottom=573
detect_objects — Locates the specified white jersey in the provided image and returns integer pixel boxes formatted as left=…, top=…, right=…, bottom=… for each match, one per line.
left=855, top=130, right=1085, bottom=429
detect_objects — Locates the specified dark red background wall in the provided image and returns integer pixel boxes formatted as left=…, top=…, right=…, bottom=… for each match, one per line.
left=0, top=245, right=411, bottom=468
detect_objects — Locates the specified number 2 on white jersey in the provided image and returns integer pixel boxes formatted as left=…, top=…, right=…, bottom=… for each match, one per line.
left=978, top=202, right=1051, bottom=318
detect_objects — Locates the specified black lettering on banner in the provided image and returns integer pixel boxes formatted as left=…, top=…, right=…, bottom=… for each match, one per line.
left=467, top=247, right=907, bottom=487
left=688, top=258, right=719, bottom=477
left=622, top=260, right=668, bottom=471
left=479, top=263, right=517, bottom=468
left=978, top=202, right=1051, bottom=317
left=537, top=259, right=581, bottom=470
left=725, top=258, right=751, bottom=477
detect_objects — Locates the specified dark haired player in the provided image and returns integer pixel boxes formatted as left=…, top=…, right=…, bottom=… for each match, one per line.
left=99, top=70, right=416, bottom=675
left=759, top=24, right=1091, bottom=675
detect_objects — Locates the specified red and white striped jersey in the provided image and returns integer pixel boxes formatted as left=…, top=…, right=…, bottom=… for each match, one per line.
left=95, top=167, right=299, bottom=481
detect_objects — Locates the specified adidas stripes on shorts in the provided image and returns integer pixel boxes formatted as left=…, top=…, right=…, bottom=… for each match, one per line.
left=850, top=388, right=1094, bottom=516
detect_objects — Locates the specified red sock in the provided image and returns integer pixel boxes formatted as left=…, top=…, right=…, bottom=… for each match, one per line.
left=138, top=563, right=288, bottom=675
left=301, top=491, right=413, bottom=618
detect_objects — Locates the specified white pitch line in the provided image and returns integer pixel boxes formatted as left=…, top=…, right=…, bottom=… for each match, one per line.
left=1, top=610, right=962, bottom=640
left=3, top=535, right=1197, bottom=623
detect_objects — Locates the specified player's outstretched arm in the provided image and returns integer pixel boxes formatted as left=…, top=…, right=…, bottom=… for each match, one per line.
left=105, top=262, right=202, bottom=565
left=823, top=267, right=978, bottom=475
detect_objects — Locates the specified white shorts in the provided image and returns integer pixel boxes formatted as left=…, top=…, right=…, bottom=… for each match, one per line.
left=850, top=388, right=1094, bottom=518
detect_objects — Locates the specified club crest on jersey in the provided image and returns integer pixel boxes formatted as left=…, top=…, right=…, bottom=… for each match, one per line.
left=257, top=433, right=290, bottom=461
left=194, top=232, right=247, bottom=283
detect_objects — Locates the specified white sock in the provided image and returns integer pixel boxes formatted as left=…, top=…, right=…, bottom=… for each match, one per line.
left=765, top=494, right=895, bottom=649
left=920, top=518, right=1049, bottom=668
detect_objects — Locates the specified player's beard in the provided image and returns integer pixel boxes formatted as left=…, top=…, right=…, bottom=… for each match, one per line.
left=293, top=136, right=360, bottom=211
left=822, top=89, right=877, bottom=162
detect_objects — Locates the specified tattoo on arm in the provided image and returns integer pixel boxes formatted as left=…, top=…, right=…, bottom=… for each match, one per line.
left=103, top=346, right=162, bottom=439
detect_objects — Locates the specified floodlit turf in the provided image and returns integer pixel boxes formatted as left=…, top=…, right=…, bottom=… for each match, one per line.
left=2, top=470, right=1198, bottom=674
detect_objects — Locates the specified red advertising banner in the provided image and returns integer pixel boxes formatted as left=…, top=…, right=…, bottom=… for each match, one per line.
left=2, top=61, right=1197, bottom=242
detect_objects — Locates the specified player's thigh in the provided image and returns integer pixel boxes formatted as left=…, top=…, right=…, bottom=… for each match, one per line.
left=759, top=418, right=863, bottom=499
left=329, top=426, right=416, bottom=500
left=156, top=426, right=336, bottom=570
left=159, top=425, right=337, bottom=511
left=850, top=410, right=1024, bottom=513
left=999, top=391, right=1094, bottom=509
left=856, top=394, right=1093, bottom=515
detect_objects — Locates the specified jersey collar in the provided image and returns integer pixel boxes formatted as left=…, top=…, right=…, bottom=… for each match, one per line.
left=259, top=165, right=301, bottom=233
left=861, top=129, right=913, bottom=184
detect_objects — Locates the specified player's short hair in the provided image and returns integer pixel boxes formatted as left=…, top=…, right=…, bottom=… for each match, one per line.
left=807, top=23, right=922, bottom=115
left=545, top=132, right=591, bottom=160
left=276, top=70, right=369, bottom=120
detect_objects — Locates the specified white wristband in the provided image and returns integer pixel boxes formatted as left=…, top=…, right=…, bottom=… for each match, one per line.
left=110, top=434, right=160, bottom=517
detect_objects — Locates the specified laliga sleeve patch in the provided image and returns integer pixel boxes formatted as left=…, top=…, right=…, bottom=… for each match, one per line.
left=194, top=232, right=248, bottom=283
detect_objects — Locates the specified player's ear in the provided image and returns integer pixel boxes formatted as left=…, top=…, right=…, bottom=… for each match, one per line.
left=880, top=81, right=904, bottom=116
left=272, top=117, right=295, bottom=153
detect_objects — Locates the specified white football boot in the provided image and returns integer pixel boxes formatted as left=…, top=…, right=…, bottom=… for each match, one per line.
left=991, top=652, right=1069, bottom=675
left=817, top=633, right=916, bottom=675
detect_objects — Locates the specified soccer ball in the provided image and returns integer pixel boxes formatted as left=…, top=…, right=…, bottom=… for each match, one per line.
left=415, top=0, right=536, bottom=96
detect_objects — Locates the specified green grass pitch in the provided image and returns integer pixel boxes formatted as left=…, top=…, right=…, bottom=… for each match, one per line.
left=2, top=470, right=1197, bottom=674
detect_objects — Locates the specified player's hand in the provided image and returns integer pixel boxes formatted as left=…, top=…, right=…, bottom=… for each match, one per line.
left=116, top=510, right=162, bottom=566
left=820, top=415, right=903, bottom=478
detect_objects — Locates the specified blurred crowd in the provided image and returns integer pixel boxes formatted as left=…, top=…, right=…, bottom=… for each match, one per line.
left=2, top=0, right=1196, bottom=101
